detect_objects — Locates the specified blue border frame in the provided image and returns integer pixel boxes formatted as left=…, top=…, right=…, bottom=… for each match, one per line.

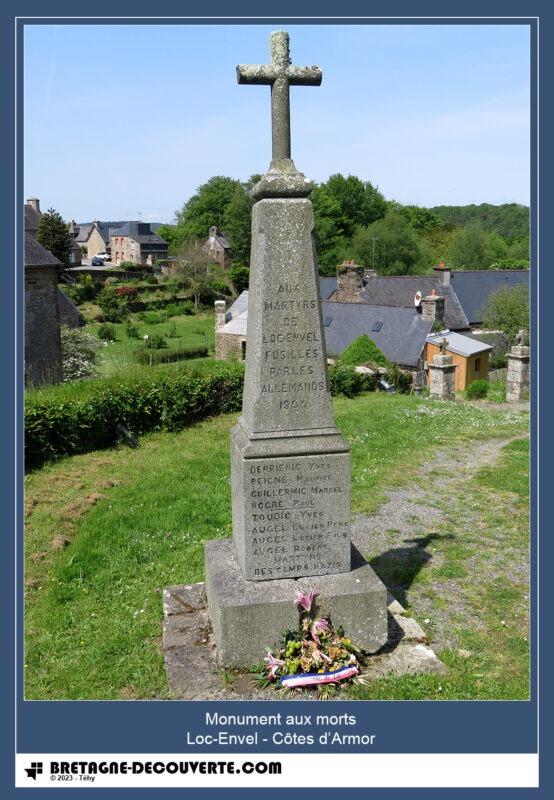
left=3, top=2, right=549, bottom=797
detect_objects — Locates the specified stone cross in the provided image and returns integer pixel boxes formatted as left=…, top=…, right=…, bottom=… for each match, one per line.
left=237, top=30, right=322, bottom=167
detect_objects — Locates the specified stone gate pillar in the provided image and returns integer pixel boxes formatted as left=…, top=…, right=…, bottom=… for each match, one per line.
left=506, top=345, right=530, bottom=402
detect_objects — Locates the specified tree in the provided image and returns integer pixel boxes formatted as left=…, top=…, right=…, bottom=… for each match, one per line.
left=350, top=210, right=430, bottom=275
left=222, top=184, right=253, bottom=266
left=421, top=225, right=456, bottom=264
left=35, top=208, right=72, bottom=271
left=228, top=264, right=250, bottom=294
left=480, top=285, right=529, bottom=342
left=174, top=176, right=243, bottom=242
left=390, top=203, right=443, bottom=232
left=311, top=187, right=350, bottom=275
left=174, top=240, right=226, bottom=308
left=323, top=174, right=387, bottom=236
left=156, top=224, right=180, bottom=254
left=447, top=224, right=492, bottom=269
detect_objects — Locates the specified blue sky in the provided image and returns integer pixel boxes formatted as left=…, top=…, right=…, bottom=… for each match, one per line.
left=24, top=23, right=530, bottom=223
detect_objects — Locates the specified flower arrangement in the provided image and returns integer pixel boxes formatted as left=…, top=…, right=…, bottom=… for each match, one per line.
left=259, top=590, right=365, bottom=697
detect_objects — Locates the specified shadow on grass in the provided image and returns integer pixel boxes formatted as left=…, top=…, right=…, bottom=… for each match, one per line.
left=369, top=532, right=454, bottom=607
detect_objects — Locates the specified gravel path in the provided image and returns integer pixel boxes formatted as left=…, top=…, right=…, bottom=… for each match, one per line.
left=351, top=435, right=528, bottom=650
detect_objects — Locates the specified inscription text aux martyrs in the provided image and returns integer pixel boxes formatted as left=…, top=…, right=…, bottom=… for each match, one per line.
left=246, top=458, right=349, bottom=578
left=261, top=284, right=325, bottom=409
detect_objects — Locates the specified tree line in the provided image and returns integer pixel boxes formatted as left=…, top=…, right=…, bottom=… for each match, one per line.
left=157, top=174, right=529, bottom=283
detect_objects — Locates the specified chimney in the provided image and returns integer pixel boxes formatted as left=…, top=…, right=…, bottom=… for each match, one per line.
left=433, top=259, right=452, bottom=287
left=334, top=260, right=363, bottom=303
left=215, top=300, right=226, bottom=330
left=421, top=288, right=445, bottom=323
left=27, top=198, right=40, bottom=213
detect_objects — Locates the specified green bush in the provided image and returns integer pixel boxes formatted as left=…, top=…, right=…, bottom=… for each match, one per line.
left=60, top=285, right=81, bottom=305
left=145, top=274, right=159, bottom=285
left=134, top=346, right=208, bottom=365
left=60, top=326, right=100, bottom=382
left=120, top=260, right=142, bottom=270
left=489, top=352, right=508, bottom=370
left=98, top=323, right=117, bottom=341
left=165, top=301, right=194, bottom=317
left=328, top=365, right=376, bottom=397
left=466, top=379, right=489, bottom=400
left=126, top=323, right=140, bottom=339
left=143, top=311, right=164, bottom=325
left=229, top=264, right=250, bottom=294
left=96, top=288, right=125, bottom=323
left=25, top=364, right=245, bottom=470
left=144, top=334, right=167, bottom=350
left=383, top=364, right=412, bottom=394
left=340, top=335, right=388, bottom=367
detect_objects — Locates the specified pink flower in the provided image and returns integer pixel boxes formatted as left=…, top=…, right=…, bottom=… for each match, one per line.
left=264, top=652, right=285, bottom=680
left=310, top=618, right=330, bottom=645
left=293, top=589, right=319, bottom=612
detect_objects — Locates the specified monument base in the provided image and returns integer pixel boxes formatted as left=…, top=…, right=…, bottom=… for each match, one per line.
left=204, top=538, right=388, bottom=667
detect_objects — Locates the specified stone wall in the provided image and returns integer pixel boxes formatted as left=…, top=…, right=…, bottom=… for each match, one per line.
left=506, top=346, right=530, bottom=402
left=215, top=332, right=245, bottom=361
left=86, top=228, right=107, bottom=259
left=25, top=266, right=62, bottom=386
left=57, top=290, right=85, bottom=328
left=428, top=353, right=457, bottom=401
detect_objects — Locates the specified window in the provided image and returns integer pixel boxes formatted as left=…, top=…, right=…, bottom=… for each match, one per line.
left=474, top=357, right=481, bottom=373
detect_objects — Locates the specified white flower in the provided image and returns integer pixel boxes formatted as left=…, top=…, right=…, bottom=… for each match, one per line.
left=143, top=334, right=149, bottom=340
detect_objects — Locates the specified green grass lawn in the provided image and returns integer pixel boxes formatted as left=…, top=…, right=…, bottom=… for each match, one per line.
left=85, top=312, right=215, bottom=375
left=24, top=394, right=529, bottom=700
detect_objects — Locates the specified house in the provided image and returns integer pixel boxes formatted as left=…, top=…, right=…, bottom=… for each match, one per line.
left=322, top=301, right=433, bottom=371
left=426, top=331, right=492, bottom=391
left=203, top=226, right=230, bottom=268
left=110, top=222, right=169, bottom=265
left=24, top=232, right=62, bottom=386
left=358, top=261, right=529, bottom=332
left=215, top=292, right=248, bottom=360
left=25, top=197, right=84, bottom=335
left=75, top=220, right=127, bottom=260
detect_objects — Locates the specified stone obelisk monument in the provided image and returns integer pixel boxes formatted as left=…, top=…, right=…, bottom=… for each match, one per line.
left=205, top=31, right=387, bottom=666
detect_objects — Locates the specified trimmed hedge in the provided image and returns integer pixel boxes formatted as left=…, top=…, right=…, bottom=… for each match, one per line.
left=328, top=365, right=377, bottom=397
left=25, top=365, right=244, bottom=470
left=134, top=346, right=208, bottom=365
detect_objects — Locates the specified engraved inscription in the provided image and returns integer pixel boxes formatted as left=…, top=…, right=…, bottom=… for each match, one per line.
left=260, top=284, right=325, bottom=403
left=243, top=453, right=351, bottom=579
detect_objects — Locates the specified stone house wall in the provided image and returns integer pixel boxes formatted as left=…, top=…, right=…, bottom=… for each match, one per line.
left=86, top=228, right=108, bottom=259
left=25, top=266, right=63, bottom=386
left=215, top=332, right=245, bottom=361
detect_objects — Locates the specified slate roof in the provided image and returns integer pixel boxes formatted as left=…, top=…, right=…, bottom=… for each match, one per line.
left=109, top=221, right=168, bottom=245
left=322, top=301, right=433, bottom=367
left=205, top=228, right=229, bottom=250
left=25, top=233, right=61, bottom=268
left=427, top=331, right=493, bottom=357
left=74, top=224, right=92, bottom=243
left=224, top=290, right=249, bottom=323
left=361, top=275, right=470, bottom=330
left=319, top=277, right=337, bottom=300
left=450, top=271, right=529, bottom=324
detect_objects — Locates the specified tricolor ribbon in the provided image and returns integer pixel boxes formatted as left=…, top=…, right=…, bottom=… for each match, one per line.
left=280, top=664, right=358, bottom=688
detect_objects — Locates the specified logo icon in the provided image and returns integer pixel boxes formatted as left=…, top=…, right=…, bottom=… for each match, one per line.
left=24, top=762, right=43, bottom=780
